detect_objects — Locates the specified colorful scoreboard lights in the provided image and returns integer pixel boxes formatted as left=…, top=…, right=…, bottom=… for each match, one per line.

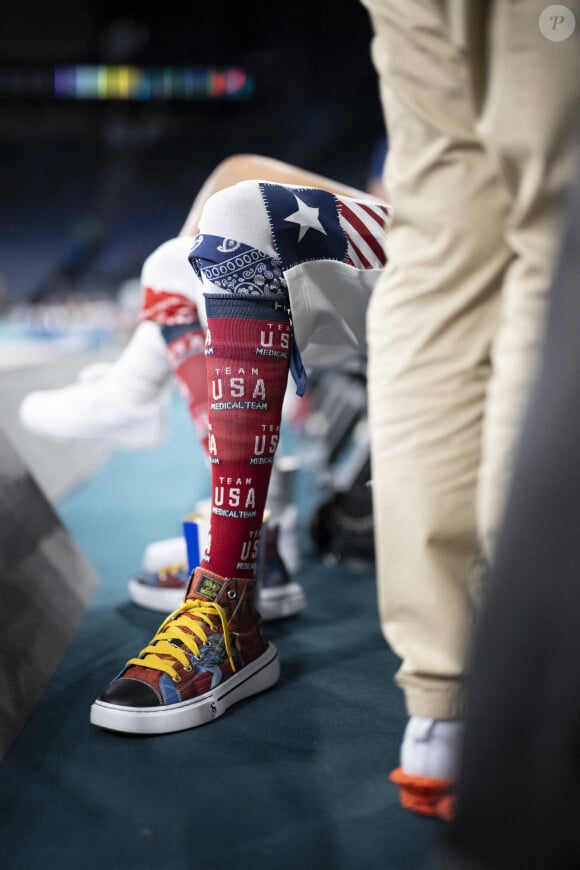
left=52, top=65, right=253, bottom=100
left=0, top=65, right=253, bottom=101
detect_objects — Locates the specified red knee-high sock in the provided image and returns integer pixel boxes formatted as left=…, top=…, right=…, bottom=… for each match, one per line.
left=163, top=320, right=209, bottom=454
left=141, top=286, right=209, bottom=454
left=198, top=295, right=291, bottom=581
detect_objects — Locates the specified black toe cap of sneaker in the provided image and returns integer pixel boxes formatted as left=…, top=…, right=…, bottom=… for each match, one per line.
left=100, top=678, right=161, bottom=708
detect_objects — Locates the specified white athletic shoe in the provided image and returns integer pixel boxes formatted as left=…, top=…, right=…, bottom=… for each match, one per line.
left=128, top=528, right=306, bottom=621
left=76, top=361, right=114, bottom=383
left=400, top=717, right=464, bottom=781
left=19, top=373, right=169, bottom=450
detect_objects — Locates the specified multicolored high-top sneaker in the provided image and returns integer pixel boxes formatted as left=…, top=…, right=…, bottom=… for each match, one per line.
left=90, top=567, right=280, bottom=734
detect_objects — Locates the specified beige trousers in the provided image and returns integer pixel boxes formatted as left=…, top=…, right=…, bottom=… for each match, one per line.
left=361, top=0, right=580, bottom=718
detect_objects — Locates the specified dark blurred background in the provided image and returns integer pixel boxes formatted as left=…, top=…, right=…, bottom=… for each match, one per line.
left=0, top=0, right=385, bottom=306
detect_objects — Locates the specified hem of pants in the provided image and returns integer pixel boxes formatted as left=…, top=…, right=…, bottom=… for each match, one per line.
left=402, top=683, right=466, bottom=721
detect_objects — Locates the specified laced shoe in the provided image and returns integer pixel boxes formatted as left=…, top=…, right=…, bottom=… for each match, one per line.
left=129, top=527, right=306, bottom=621
left=19, top=372, right=169, bottom=449
left=90, top=567, right=280, bottom=734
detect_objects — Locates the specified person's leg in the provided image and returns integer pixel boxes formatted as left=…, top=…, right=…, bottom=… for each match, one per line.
left=128, top=173, right=389, bottom=617
left=120, top=236, right=308, bottom=624
left=90, top=178, right=388, bottom=734
left=90, top=183, right=295, bottom=734
left=360, top=0, right=511, bottom=814
left=189, top=178, right=388, bottom=581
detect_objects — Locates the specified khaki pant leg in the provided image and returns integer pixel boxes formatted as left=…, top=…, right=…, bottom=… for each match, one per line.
left=476, top=0, right=580, bottom=557
left=361, top=0, right=512, bottom=718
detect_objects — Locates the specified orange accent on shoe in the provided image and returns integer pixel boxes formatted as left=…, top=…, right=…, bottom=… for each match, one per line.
left=389, top=767, right=456, bottom=821
left=435, top=793, right=456, bottom=822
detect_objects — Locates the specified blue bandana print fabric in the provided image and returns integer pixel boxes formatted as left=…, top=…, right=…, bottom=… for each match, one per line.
left=189, top=236, right=288, bottom=299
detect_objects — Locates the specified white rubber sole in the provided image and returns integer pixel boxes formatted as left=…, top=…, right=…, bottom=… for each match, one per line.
left=127, top=577, right=186, bottom=613
left=19, top=391, right=168, bottom=450
left=258, top=582, right=306, bottom=621
left=90, top=642, right=280, bottom=735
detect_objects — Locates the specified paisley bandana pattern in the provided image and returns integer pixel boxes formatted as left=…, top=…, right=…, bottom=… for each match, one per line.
left=189, top=235, right=287, bottom=299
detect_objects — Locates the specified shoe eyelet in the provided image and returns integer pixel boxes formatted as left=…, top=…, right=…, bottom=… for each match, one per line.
left=172, top=674, right=182, bottom=683
left=184, top=664, right=193, bottom=672
left=227, top=589, right=237, bottom=599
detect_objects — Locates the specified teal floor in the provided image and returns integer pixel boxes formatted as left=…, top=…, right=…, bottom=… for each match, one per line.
left=0, top=395, right=446, bottom=869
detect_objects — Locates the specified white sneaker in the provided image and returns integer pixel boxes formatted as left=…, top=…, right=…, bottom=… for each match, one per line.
left=77, top=361, right=114, bottom=383
left=129, top=530, right=306, bottom=621
left=19, top=373, right=169, bottom=449
left=400, top=717, right=464, bottom=781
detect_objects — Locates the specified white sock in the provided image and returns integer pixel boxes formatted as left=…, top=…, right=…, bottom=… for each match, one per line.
left=400, top=717, right=463, bottom=781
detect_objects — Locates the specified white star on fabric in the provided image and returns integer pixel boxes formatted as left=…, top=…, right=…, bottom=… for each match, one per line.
left=284, top=194, right=328, bottom=242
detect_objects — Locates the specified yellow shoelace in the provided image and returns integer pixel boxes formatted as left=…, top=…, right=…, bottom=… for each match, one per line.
left=126, top=599, right=236, bottom=682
